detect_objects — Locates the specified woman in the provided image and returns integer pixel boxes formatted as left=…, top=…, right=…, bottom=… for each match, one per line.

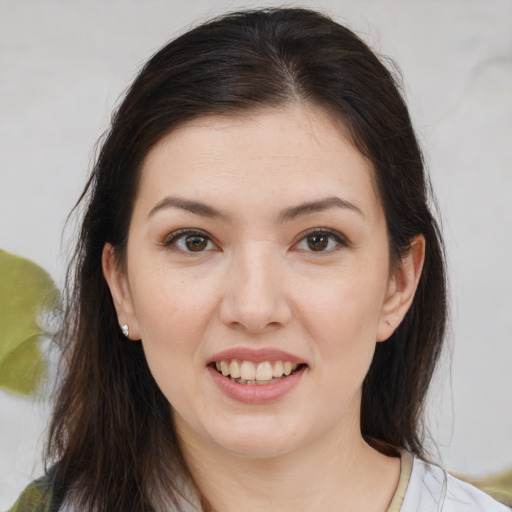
left=9, top=7, right=509, bottom=512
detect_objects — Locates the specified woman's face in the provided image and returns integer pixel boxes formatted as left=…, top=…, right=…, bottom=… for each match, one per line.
left=105, top=104, right=415, bottom=460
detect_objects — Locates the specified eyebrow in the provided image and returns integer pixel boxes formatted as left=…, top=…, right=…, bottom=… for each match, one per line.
left=148, top=195, right=364, bottom=221
left=277, top=196, right=364, bottom=222
left=148, top=196, right=228, bottom=220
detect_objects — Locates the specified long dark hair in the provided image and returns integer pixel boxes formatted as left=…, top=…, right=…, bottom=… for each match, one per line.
left=47, top=8, right=447, bottom=511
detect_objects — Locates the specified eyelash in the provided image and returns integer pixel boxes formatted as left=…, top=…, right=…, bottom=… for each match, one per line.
left=162, top=229, right=217, bottom=253
left=162, top=228, right=348, bottom=254
left=293, top=228, right=348, bottom=253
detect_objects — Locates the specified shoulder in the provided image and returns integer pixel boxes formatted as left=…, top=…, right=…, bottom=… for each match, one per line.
left=401, top=455, right=510, bottom=512
left=8, top=467, right=62, bottom=512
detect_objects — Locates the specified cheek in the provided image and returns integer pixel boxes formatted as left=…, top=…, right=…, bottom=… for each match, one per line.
left=296, top=266, right=388, bottom=357
left=130, top=273, right=216, bottom=404
left=126, top=270, right=220, bottom=404
left=130, top=264, right=219, bottom=344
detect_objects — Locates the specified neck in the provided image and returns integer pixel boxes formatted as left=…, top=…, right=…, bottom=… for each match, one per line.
left=177, top=419, right=400, bottom=512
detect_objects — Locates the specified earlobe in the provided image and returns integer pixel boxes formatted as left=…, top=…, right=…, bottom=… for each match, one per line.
left=102, top=243, right=140, bottom=340
left=377, top=235, right=425, bottom=342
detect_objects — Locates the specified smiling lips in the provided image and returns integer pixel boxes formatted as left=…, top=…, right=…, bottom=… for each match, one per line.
left=214, top=359, right=300, bottom=385
left=208, top=349, right=307, bottom=403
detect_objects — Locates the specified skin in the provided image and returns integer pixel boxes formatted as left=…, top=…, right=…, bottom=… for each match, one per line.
left=103, top=104, right=425, bottom=512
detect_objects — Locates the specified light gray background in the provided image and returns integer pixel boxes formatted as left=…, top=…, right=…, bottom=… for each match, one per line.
left=1, top=0, right=511, bottom=508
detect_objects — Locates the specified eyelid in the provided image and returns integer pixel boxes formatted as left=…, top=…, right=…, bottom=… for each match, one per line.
left=160, top=227, right=348, bottom=253
left=161, top=228, right=218, bottom=252
left=292, top=228, right=349, bottom=252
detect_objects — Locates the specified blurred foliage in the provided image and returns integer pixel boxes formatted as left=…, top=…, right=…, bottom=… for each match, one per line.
left=0, top=249, right=58, bottom=395
left=461, top=470, right=512, bottom=507
left=467, top=470, right=512, bottom=507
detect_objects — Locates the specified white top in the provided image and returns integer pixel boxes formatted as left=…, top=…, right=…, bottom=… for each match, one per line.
left=389, top=451, right=510, bottom=512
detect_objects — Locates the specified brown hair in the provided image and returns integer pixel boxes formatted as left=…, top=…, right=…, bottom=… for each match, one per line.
left=48, top=8, right=447, bottom=511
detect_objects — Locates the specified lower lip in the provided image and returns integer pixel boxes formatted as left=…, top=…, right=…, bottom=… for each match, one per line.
left=207, top=365, right=306, bottom=404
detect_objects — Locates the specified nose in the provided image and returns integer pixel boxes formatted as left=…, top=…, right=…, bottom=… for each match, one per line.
left=219, top=244, right=292, bottom=334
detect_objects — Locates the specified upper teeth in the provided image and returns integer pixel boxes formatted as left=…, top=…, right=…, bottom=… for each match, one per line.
left=215, top=360, right=298, bottom=381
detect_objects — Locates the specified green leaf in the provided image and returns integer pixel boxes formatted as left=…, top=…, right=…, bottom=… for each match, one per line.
left=461, top=470, right=512, bottom=507
left=0, top=249, right=59, bottom=396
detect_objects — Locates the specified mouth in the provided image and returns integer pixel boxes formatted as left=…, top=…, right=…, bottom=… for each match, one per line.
left=209, top=359, right=307, bottom=385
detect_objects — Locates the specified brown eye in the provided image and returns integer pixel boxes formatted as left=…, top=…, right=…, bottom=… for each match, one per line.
left=307, top=234, right=329, bottom=251
left=184, top=235, right=208, bottom=251
left=166, top=230, right=215, bottom=253
left=294, top=229, right=345, bottom=253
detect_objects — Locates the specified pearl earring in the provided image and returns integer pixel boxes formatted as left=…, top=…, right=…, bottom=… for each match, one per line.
left=120, top=324, right=130, bottom=338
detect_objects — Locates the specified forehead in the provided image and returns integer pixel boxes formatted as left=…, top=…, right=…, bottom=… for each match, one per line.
left=145, top=104, right=357, bottom=164
left=136, top=104, right=381, bottom=219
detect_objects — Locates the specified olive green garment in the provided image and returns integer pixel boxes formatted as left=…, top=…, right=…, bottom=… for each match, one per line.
left=8, top=473, right=56, bottom=512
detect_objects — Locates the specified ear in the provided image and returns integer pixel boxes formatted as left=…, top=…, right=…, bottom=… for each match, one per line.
left=377, top=234, right=425, bottom=342
left=102, top=243, right=141, bottom=340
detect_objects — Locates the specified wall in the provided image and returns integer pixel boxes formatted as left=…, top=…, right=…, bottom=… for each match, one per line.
left=1, top=1, right=511, bottom=508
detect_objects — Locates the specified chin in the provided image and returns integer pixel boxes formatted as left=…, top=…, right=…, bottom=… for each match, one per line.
left=218, top=434, right=298, bottom=459
left=203, top=416, right=306, bottom=459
